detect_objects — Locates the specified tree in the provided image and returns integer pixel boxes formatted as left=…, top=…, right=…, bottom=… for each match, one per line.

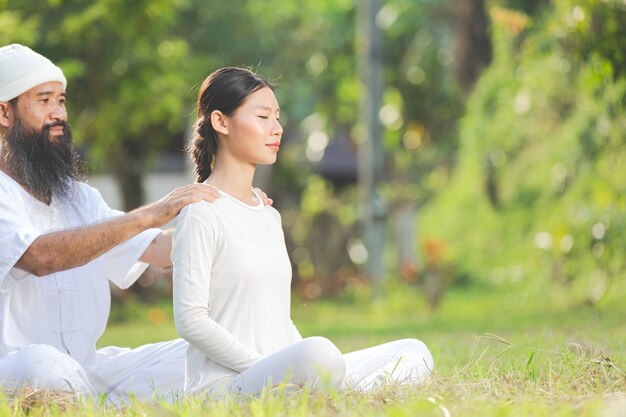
left=420, top=0, right=626, bottom=303
left=1, top=0, right=194, bottom=211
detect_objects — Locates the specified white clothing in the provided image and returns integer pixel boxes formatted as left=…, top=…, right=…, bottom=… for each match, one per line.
left=0, top=44, right=67, bottom=102
left=0, top=171, right=184, bottom=399
left=0, top=340, right=188, bottom=402
left=0, top=344, right=94, bottom=394
left=343, top=339, right=434, bottom=391
left=173, top=190, right=303, bottom=394
left=173, top=189, right=434, bottom=396
left=207, top=337, right=345, bottom=397
left=87, top=338, right=187, bottom=402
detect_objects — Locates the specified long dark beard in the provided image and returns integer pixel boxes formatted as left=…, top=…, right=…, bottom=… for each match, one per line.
left=2, top=118, right=84, bottom=203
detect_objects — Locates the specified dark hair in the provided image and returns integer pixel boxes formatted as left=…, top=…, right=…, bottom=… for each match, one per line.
left=188, top=67, right=274, bottom=183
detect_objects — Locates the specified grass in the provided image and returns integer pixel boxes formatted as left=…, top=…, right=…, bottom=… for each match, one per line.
left=3, top=278, right=625, bottom=416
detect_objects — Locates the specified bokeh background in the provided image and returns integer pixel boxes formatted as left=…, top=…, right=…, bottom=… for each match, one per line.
left=2, top=0, right=625, bottom=311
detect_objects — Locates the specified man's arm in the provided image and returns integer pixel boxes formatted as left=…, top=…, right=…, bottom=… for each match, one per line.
left=15, top=183, right=220, bottom=277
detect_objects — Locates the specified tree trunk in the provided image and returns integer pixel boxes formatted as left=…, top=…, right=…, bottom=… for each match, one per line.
left=109, top=139, right=146, bottom=212
left=453, top=0, right=493, bottom=93
left=108, top=138, right=152, bottom=300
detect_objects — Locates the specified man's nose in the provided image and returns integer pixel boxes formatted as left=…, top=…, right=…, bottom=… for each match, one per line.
left=50, top=105, right=67, bottom=122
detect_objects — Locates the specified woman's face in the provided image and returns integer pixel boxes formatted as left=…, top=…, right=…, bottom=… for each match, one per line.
left=221, top=86, right=283, bottom=166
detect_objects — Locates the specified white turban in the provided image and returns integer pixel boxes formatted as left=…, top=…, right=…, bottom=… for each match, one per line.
left=0, top=44, right=67, bottom=102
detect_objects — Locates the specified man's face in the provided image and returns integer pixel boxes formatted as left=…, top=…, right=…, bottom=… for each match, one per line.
left=9, top=81, right=68, bottom=136
left=0, top=82, right=82, bottom=203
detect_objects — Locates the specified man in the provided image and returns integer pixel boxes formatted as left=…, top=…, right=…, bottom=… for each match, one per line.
left=0, top=44, right=264, bottom=401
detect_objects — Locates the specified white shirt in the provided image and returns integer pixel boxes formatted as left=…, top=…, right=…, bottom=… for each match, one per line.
left=0, top=170, right=159, bottom=367
left=172, top=189, right=302, bottom=393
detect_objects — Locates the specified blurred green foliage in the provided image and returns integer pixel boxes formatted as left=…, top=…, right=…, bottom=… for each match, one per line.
left=0, top=0, right=465, bottom=297
left=421, top=0, right=626, bottom=304
left=1, top=0, right=623, bottom=304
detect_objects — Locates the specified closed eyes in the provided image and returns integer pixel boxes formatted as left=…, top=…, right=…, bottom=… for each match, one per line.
left=258, top=115, right=280, bottom=122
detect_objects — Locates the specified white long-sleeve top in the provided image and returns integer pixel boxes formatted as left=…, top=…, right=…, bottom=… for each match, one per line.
left=172, top=189, right=302, bottom=394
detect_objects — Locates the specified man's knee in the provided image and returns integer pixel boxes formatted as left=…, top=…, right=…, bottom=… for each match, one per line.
left=1, top=345, right=90, bottom=392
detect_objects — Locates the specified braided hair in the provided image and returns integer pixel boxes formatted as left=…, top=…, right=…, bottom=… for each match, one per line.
left=188, top=67, right=274, bottom=183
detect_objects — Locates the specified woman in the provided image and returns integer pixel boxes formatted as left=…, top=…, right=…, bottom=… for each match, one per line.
left=172, top=67, right=433, bottom=397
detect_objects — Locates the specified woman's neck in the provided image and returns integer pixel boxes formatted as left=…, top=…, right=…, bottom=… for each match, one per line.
left=205, top=157, right=258, bottom=205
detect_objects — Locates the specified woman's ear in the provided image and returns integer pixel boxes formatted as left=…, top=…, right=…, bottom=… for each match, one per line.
left=210, top=110, right=229, bottom=135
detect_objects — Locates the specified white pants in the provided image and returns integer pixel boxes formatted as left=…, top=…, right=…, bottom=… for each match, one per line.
left=88, top=338, right=187, bottom=402
left=343, top=338, right=434, bottom=391
left=208, top=337, right=345, bottom=396
left=0, top=338, right=433, bottom=399
left=0, top=344, right=95, bottom=395
left=207, top=337, right=433, bottom=397
left=0, top=339, right=187, bottom=402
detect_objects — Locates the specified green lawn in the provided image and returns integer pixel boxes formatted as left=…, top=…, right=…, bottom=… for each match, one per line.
left=5, top=279, right=625, bottom=416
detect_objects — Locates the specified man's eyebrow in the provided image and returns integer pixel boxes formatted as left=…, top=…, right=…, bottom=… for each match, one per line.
left=36, top=91, right=66, bottom=97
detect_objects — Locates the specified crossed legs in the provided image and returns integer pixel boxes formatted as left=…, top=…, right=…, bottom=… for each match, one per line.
left=0, top=344, right=95, bottom=396
left=0, top=338, right=434, bottom=399
left=224, top=337, right=345, bottom=396
left=207, top=337, right=433, bottom=396
left=343, top=338, right=434, bottom=392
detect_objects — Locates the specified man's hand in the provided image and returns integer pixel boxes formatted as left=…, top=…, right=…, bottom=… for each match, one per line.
left=254, top=188, right=273, bottom=206
left=138, top=183, right=221, bottom=228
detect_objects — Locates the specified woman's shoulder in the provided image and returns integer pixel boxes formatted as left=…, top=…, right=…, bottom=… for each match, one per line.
left=264, top=205, right=283, bottom=226
left=179, top=200, right=221, bottom=222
